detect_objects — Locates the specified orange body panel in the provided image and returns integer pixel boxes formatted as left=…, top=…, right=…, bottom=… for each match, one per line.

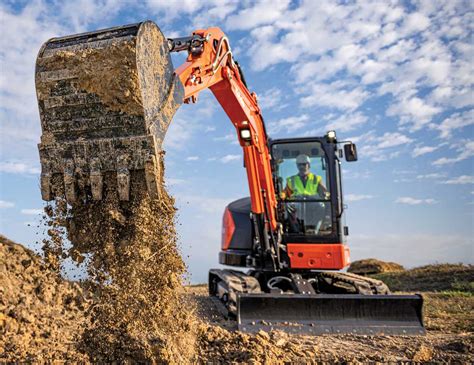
left=221, top=208, right=235, bottom=250
left=287, top=243, right=350, bottom=270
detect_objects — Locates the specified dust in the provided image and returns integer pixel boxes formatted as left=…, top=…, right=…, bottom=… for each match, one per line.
left=40, top=171, right=196, bottom=363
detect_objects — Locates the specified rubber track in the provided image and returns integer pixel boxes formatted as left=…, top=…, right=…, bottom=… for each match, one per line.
left=319, top=271, right=390, bottom=295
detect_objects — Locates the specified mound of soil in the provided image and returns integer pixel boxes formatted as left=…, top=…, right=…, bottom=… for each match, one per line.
left=0, top=234, right=88, bottom=362
left=348, top=258, right=405, bottom=275
left=190, top=285, right=474, bottom=363
left=371, top=263, right=474, bottom=292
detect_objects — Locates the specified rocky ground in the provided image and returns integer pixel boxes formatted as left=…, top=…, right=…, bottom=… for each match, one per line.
left=1, top=235, right=473, bottom=363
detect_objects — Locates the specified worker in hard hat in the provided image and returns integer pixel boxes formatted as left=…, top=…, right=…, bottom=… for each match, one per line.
left=283, top=154, right=330, bottom=235
left=284, top=154, right=328, bottom=200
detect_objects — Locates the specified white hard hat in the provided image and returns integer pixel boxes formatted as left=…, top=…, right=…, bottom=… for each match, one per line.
left=296, top=154, right=310, bottom=164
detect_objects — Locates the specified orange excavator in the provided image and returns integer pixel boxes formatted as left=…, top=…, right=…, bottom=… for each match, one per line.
left=35, top=21, right=424, bottom=335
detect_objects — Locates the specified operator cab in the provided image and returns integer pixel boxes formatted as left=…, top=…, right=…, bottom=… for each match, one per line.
left=270, top=131, right=357, bottom=244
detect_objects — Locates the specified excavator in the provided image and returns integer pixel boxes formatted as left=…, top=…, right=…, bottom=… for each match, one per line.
left=34, top=21, right=424, bottom=335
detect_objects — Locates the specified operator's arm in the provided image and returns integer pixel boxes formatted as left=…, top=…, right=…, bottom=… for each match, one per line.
left=318, top=181, right=329, bottom=199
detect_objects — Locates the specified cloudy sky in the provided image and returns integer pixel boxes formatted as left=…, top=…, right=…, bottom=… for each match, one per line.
left=0, top=0, right=473, bottom=283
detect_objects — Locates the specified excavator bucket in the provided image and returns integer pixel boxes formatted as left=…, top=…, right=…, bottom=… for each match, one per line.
left=35, top=21, right=183, bottom=203
left=238, top=293, right=425, bottom=335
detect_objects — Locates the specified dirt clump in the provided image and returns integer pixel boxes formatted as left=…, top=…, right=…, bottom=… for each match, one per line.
left=348, top=258, right=405, bottom=275
left=0, top=234, right=88, bottom=362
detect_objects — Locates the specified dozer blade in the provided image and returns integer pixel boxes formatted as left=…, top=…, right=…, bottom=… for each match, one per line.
left=35, top=21, right=183, bottom=203
left=238, top=293, right=425, bottom=335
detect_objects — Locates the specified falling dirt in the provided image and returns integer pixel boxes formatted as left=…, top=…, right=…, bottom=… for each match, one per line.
left=40, top=172, right=197, bottom=363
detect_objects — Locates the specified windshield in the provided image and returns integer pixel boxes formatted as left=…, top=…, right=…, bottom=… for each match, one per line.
left=272, top=141, right=332, bottom=236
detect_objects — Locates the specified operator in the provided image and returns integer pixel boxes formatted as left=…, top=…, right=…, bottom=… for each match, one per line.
left=284, top=154, right=328, bottom=199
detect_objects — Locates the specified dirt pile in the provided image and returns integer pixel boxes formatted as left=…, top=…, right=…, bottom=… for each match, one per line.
left=371, top=263, right=474, bottom=292
left=190, top=283, right=474, bottom=363
left=42, top=172, right=197, bottom=363
left=348, top=258, right=405, bottom=275
left=0, top=234, right=88, bottom=362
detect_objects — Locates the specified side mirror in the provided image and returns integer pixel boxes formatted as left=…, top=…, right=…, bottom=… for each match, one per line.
left=344, top=143, right=358, bottom=162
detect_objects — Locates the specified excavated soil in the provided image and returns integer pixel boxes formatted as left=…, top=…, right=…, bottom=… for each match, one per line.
left=36, top=40, right=144, bottom=116
left=40, top=172, right=197, bottom=363
left=0, top=234, right=88, bottom=361
left=348, top=258, right=405, bottom=275
left=2, top=234, right=473, bottom=363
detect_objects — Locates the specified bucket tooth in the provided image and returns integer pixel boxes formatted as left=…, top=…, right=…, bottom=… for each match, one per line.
left=63, top=159, right=76, bottom=204
left=40, top=172, right=52, bottom=201
left=117, top=154, right=130, bottom=201
left=145, top=154, right=161, bottom=200
left=90, top=158, right=103, bottom=200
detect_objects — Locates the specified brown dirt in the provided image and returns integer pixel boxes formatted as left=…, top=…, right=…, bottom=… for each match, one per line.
left=0, top=234, right=88, bottom=362
left=190, top=284, right=474, bottom=363
left=36, top=40, right=144, bottom=116
left=2, top=238, right=473, bottom=363
left=348, top=258, right=405, bottom=275
left=41, top=172, right=197, bottom=363
left=371, top=263, right=474, bottom=292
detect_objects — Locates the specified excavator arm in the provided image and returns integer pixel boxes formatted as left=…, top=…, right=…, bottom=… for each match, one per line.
left=35, top=21, right=277, bottom=229
left=169, top=28, right=278, bottom=230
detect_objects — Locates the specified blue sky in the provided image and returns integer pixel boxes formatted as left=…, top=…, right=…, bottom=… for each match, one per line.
left=0, top=0, right=473, bottom=283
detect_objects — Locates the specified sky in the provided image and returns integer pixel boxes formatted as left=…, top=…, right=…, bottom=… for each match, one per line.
left=0, top=0, right=473, bottom=283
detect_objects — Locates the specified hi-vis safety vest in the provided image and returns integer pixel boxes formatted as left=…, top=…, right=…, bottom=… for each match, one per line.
left=286, top=173, right=321, bottom=196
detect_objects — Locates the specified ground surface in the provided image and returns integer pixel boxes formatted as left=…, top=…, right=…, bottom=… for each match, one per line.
left=1, top=235, right=473, bottom=363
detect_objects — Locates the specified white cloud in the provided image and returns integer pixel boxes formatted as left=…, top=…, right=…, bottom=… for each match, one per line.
left=325, top=112, right=368, bottom=133
left=435, top=112, right=474, bottom=139
left=21, top=208, right=43, bottom=215
left=376, top=132, right=413, bottom=149
left=387, top=97, right=441, bottom=131
left=442, top=175, right=474, bottom=185
left=432, top=141, right=474, bottom=166
left=226, top=0, right=291, bottom=31
left=395, top=197, right=437, bottom=205
left=220, top=154, right=241, bottom=163
left=416, top=173, right=446, bottom=179
left=269, top=114, right=309, bottom=134
left=0, top=161, right=40, bottom=175
left=232, top=1, right=472, bottom=136
left=257, top=87, right=287, bottom=111
left=0, top=200, right=15, bottom=208
left=186, top=156, right=199, bottom=161
left=300, top=82, right=369, bottom=111
left=412, top=145, right=438, bottom=157
left=345, top=194, right=374, bottom=202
